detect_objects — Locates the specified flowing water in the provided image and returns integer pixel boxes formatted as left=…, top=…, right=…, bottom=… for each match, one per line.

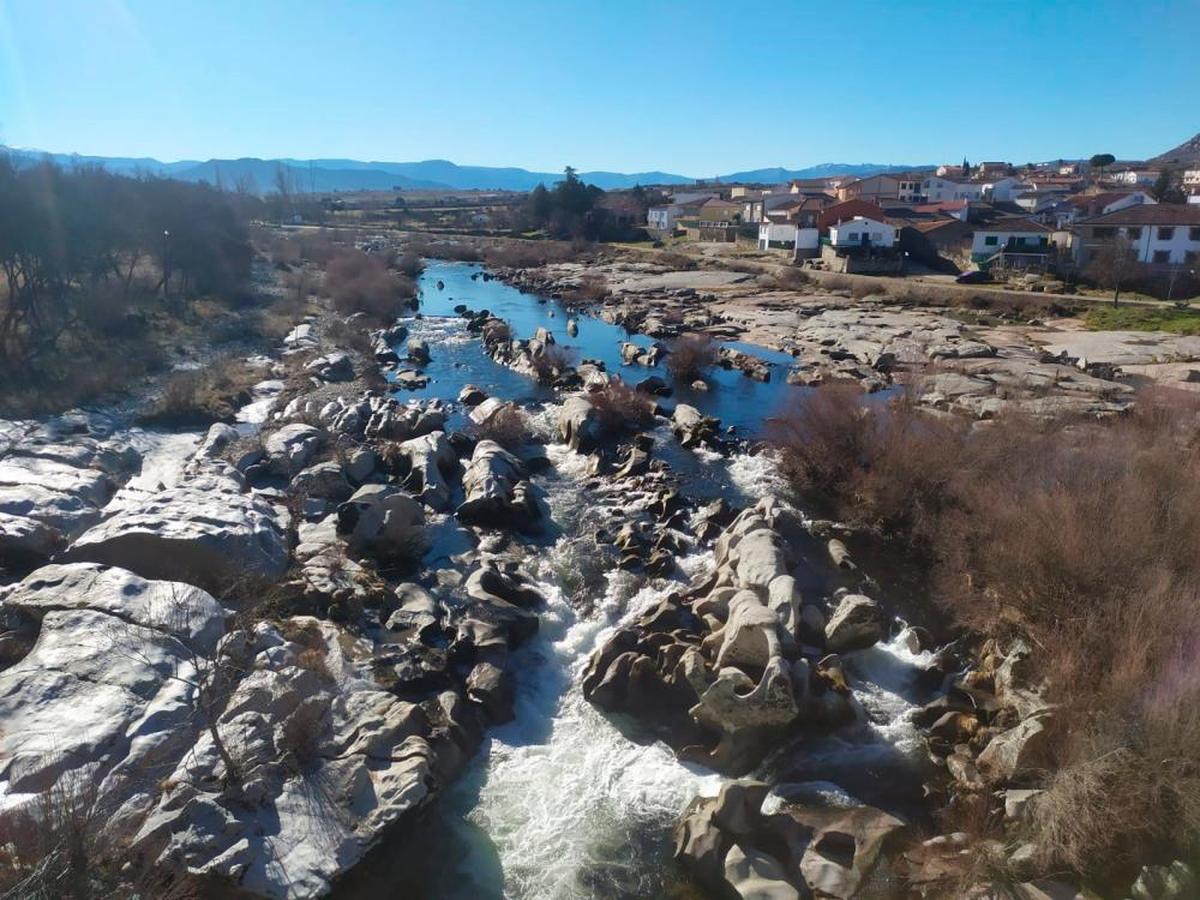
left=334, top=263, right=938, bottom=899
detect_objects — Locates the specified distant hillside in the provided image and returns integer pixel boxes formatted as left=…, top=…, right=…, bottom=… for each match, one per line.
left=718, top=162, right=931, bottom=183
left=2, top=147, right=927, bottom=193
left=1151, top=132, right=1200, bottom=167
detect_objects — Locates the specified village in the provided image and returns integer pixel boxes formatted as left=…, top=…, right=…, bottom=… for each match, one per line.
left=645, top=155, right=1200, bottom=294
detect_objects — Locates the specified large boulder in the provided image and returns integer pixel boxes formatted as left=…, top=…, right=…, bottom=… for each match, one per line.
left=457, top=440, right=539, bottom=531
left=397, top=431, right=458, bottom=511
left=62, top=468, right=288, bottom=592
left=824, top=594, right=883, bottom=653
left=337, top=484, right=426, bottom=560
left=558, top=395, right=609, bottom=453
left=976, top=713, right=1053, bottom=782
left=264, top=423, right=323, bottom=477
left=305, top=351, right=354, bottom=382
left=672, top=403, right=720, bottom=448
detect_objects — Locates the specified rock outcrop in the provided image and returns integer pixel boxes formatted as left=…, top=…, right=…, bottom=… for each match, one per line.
left=62, top=466, right=289, bottom=592
left=583, top=498, right=862, bottom=774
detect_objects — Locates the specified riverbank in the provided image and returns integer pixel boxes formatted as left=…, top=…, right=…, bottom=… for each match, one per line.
left=0, top=236, right=1190, bottom=900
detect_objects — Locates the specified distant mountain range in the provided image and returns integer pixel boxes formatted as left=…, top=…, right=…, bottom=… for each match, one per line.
left=1, top=147, right=929, bottom=193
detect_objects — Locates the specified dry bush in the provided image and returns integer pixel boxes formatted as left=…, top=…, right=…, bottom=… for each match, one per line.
left=529, top=343, right=576, bottom=384
left=296, top=230, right=341, bottom=265
left=483, top=242, right=575, bottom=268
left=564, top=273, right=609, bottom=306
left=656, top=251, right=698, bottom=270
left=139, top=357, right=257, bottom=426
left=323, top=249, right=415, bottom=322
left=587, top=379, right=655, bottom=431
left=666, top=332, right=718, bottom=381
left=774, top=267, right=812, bottom=290
left=394, top=250, right=424, bottom=278
left=768, top=381, right=1200, bottom=883
left=472, top=404, right=533, bottom=451
left=322, top=314, right=373, bottom=353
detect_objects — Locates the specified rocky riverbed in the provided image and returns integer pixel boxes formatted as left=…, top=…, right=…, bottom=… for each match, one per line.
left=0, top=258, right=1187, bottom=899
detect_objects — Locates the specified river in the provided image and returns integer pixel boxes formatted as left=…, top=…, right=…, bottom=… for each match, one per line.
left=332, top=262, right=938, bottom=899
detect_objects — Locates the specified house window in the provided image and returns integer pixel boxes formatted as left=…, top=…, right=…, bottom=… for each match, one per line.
left=1093, top=227, right=1114, bottom=239
left=1153, top=250, right=1171, bottom=264
left=847, top=232, right=859, bottom=242
left=984, top=235, right=999, bottom=246
left=1158, top=227, right=1175, bottom=240
left=871, top=232, right=882, bottom=241
left=1126, top=227, right=1142, bottom=239
left=1187, top=251, right=1199, bottom=265
left=1190, top=227, right=1200, bottom=241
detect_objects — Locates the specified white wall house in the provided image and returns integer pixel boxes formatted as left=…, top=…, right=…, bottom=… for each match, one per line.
left=828, top=216, right=897, bottom=249
left=1073, top=206, right=1200, bottom=266
left=1183, top=169, right=1200, bottom=188
left=758, top=222, right=819, bottom=253
left=970, top=219, right=1053, bottom=263
left=922, top=177, right=984, bottom=202
left=647, top=206, right=678, bottom=231
left=984, top=177, right=1034, bottom=202
left=1113, top=169, right=1160, bottom=186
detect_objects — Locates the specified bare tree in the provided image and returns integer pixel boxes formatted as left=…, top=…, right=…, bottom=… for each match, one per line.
left=1085, top=235, right=1139, bottom=307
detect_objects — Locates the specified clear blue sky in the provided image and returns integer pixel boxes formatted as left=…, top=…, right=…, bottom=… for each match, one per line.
left=1, top=0, right=1196, bottom=175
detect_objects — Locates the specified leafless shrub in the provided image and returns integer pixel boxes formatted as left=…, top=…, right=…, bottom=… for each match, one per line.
left=323, top=249, right=416, bottom=322
left=394, top=250, right=424, bottom=278
left=768, top=380, right=1200, bottom=884
left=656, top=251, right=698, bottom=271
left=666, top=333, right=718, bottom=381
left=139, top=356, right=258, bottom=426
left=773, top=267, right=811, bottom=290
left=587, top=379, right=655, bottom=431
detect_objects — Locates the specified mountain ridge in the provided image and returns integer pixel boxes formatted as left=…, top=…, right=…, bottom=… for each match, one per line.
left=1, top=147, right=929, bottom=192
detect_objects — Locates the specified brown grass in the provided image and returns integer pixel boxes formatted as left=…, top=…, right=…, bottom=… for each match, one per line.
left=666, top=332, right=718, bottom=381
left=587, top=379, right=655, bottom=431
left=769, top=382, right=1200, bottom=885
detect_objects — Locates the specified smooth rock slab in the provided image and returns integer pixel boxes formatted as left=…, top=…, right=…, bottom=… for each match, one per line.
left=62, top=473, right=288, bottom=592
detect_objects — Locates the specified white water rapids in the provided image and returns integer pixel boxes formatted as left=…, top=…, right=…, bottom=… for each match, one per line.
left=409, top=443, right=936, bottom=899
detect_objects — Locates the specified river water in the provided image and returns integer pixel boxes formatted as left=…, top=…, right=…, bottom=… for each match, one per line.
left=332, top=263, right=938, bottom=899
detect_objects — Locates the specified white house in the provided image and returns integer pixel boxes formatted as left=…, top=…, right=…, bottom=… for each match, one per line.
left=970, top=218, right=1054, bottom=263
left=758, top=222, right=819, bottom=254
left=828, top=216, right=897, bottom=249
left=647, top=196, right=710, bottom=231
left=984, top=177, right=1034, bottom=202
left=1113, top=169, right=1161, bottom=186
left=1074, top=205, right=1200, bottom=266
left=922, top=176, right=984, bottom=203
left=1183, top=169, right=1200, bottom=188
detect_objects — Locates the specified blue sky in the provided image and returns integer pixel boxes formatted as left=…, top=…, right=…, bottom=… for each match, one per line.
left=1, top=0, right=1196, bottom=175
